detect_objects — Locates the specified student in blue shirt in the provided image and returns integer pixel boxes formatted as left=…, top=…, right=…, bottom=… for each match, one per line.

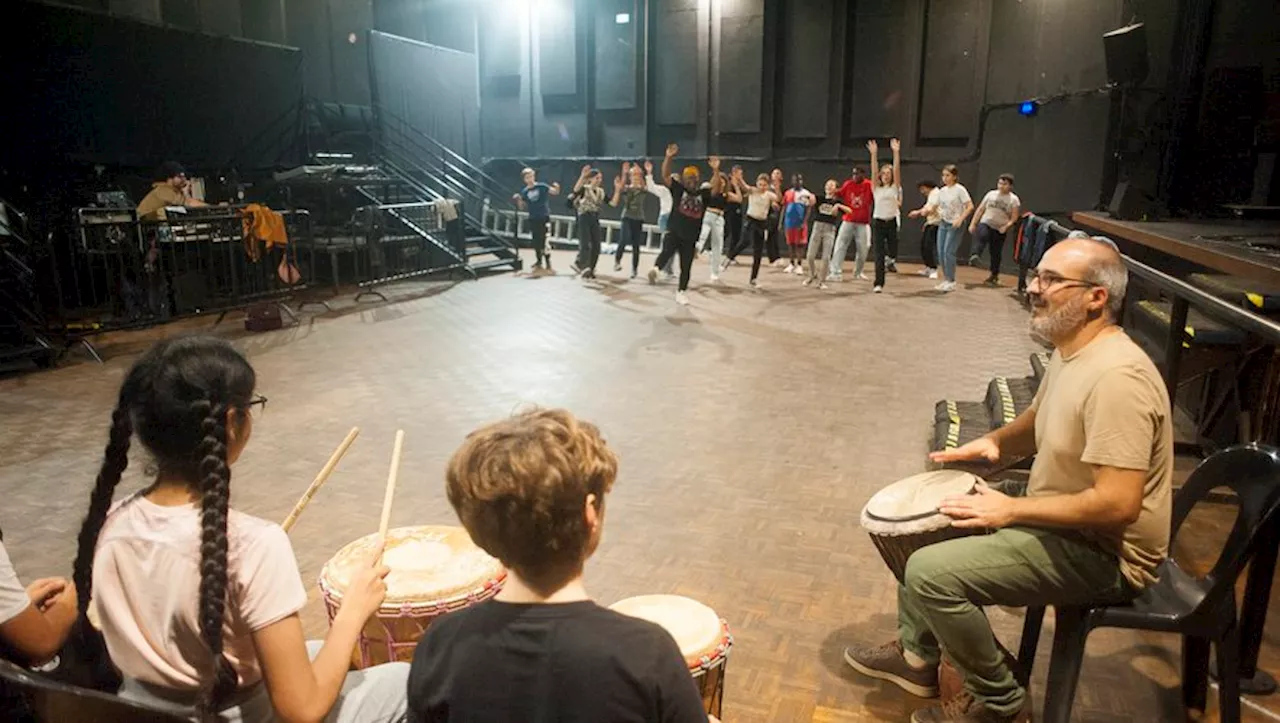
left=511, top=168, right=562, bottom=271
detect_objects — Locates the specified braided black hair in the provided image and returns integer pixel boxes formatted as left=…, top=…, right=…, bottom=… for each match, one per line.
left=71, top=336, right=255, bottom=710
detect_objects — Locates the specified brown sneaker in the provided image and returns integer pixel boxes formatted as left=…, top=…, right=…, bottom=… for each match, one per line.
left=843, top=641, right=939, bottom=698
left=910, top=691, right=1030, bottom=723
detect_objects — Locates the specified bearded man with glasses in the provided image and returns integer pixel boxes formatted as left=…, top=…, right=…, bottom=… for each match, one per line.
left=843, top=236, right=1174, bottom=723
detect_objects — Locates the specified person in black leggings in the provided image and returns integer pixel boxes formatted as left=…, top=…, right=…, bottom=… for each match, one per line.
left=609, top=162, right=649, bottom=279
left=730, top=169, right=780, bottom=288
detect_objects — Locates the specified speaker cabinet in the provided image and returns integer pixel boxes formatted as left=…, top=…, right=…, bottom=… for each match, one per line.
left=1103, top=23, right=1149, bottom=87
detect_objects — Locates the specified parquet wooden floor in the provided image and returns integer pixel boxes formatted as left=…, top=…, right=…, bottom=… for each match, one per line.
left=2, top=251, right=1278, bottom=722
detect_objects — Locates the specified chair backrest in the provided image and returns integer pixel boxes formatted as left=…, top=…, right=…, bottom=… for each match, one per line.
left=0, top=658, right=189, bottom=723
left=1171, top=444, right=1280, bottom=600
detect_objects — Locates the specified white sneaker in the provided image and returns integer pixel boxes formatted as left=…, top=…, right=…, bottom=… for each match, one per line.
left=873, top=285, right=883, bottom=293
left=935, top=281, right=956, bottom=292
left=783, top=263, right=795, bottom=274
left=944, top=281, right=957, bottom=291
left=647, top=268, right=658, bottom=285
left=710, top=274, right=721, bottom=283
left=793, top=265, right=805, bottom=275
left=614, top=263, right=622, bottom=272
left=819, top=282, right=829, bottom=290
left=773, top=259, right=786, bottom=268
left=928, top=269, right=939, bottom=279
left=749, top=279, right=759, bottom=288
left=855, top=272, right=869, bottom=281
left=917, top=268, right=931, bottom=277
left=676, top=290, right=689, bottom=305
left=803, top=277, right=814, bottom=286
left=662, top=271, right=675, bottom=281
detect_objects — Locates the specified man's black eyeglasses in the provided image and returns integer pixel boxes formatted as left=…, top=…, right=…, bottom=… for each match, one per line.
left=1028, top=269, right=1099, bottom=290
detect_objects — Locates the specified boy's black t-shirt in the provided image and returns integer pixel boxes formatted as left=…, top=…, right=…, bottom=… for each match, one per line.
left=814, top=196, right=844, bottom=225
left=408, top=600, right=709, bottom=723
left=666, top=178, right=713, bottom=241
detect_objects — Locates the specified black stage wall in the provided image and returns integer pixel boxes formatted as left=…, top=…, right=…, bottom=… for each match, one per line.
left=377, top=0, right=1179, bottom=223
left=369, top=31, right=481, bottom=163
left=1, top=0, right=305, bottom=172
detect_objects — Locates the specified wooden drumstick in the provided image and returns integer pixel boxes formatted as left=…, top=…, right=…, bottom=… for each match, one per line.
left=281, top=427, right=361, bottom=533
left=377, top=430, right=405, bottom=547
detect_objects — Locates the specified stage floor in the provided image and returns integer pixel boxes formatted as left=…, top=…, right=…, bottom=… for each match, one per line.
left=0, top=251, right=1273, bottom=722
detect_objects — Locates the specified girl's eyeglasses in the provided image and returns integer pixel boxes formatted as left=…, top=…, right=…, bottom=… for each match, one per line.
left=247, top=395, right=268, bottom=415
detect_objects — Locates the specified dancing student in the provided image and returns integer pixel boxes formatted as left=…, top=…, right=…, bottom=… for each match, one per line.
left=869, top=139, right=903, bottom=293
left=695, top=169, right=740, bottom=283
left=730, top=169, right=781, bottom=288
left=645, top=160, right=678, bottom=280
left=804, top=180, right=851, bottom=290
left=512, top=168, right=561, bottom=272
left=607, top=162, right=648, bottom=280
left=907, top=180, right=942, bottom=279
left=722, top=165, right=745, bottom=266
left=73, top=336, right=408, bottom=722
left=767, top=168, right=786, bottom=268
left=781, top=174, right=813, bottom=275
left=0, top=533, right=78, bottom=667
left=831, top=161, right=873, bottom=282
left=569, top=165, right=605, bottom=280
left=645, top=144, right=718, bottom=306
left=407, top=409, right=716, bottom=723
left=968, top=174, right=1021, bottom=286
left=920, top=164, right=974, bottom=292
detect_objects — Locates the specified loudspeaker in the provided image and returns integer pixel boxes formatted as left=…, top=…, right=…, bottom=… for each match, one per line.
left=1103, top=23, right=1149, bottom=87
left=1109, top=181, right=1155, bottom=220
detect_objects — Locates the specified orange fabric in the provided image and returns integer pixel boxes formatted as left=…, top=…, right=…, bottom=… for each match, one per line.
left=240, top=204, right=288, bottom=261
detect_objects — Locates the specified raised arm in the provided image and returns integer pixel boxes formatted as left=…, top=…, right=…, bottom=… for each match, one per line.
left=868, top=139, right=879, bottom=182
left=610, top=167, right=625, bottom=207
left=890, top=138, right=901, bottom=189
left=708, top=157, right=724, bottom=195
left=572, top=164, right=591, bottom=194
left=549, top=181, right=562, bottom=196
left=661, top=143, right=678, bottom=186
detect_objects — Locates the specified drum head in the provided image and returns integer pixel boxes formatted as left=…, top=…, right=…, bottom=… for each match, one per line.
left=320, top=526, right=504, bottom=605
left=609, top=595, right=727, bottom=667
left=863, top=470, right=981, bottom=524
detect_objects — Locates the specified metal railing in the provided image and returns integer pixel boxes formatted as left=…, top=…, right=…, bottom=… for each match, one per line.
left=480, top=201, right=666, bottom=255
left=348, top=200, right=471, bottom=300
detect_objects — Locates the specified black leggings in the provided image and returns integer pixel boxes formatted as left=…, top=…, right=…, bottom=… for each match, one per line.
left=654, top=232, right=696, bottom=291
left=746, top=217, right=769, bottom=281
left=976, top=222, right=1005, bottom=277
left=530, top=217, right=549, bottom=264
left=576, top=213, right=601, bottom=271
left=921, top=225, right=939, bottom=269
left=615, top=217, right=644, bottom=272
left=872, top=218, right=898, bottom=287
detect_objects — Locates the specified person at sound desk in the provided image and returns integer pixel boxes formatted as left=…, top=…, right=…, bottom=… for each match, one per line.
left=136, top=162, right=207, bottom=221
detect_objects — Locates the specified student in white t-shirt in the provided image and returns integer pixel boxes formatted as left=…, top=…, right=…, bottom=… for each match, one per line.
left=968, top=173, right=1022, bottom=286
left=917, top=164, right=974, bottom=292
left=868, top=138, right=903, bottom=292
left=73, top=336, right=408, bottom=722
left=0, top=537, right=78, bottom=667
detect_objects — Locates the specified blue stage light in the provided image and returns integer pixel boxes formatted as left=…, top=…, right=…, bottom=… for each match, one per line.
left=1018, top=100, right=1039, bottom=117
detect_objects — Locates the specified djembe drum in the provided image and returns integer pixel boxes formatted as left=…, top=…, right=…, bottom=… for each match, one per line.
left=610, top=595, right=732, bottom=717
left=319, top=525, right=506, bottom=668
left=860, top=470, right=984, bottom=582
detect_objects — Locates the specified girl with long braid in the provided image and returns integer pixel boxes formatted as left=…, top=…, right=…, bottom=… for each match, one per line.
left=73, top=336, right=408, bottom=722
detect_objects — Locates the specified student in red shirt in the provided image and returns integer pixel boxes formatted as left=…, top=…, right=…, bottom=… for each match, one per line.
left=830, top=164, right=873, bottom=282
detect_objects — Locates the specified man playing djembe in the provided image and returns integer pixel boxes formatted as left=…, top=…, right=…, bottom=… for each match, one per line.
left=845, top=237, right=1174, bottom=723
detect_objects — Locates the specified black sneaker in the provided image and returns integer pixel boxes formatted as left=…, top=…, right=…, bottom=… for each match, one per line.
left=843, top=641, right=938, bottom=698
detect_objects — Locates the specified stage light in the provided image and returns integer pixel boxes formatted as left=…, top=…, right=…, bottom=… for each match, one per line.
left=1018, top=100, right=1039, bottom=117
left=616, top=12, right=630, bottom=24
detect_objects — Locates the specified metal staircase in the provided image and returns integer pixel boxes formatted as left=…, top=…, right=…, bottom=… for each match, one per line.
left=0, top=198, right=56, bottom=371
left=372, top=107, right=522, bottom=274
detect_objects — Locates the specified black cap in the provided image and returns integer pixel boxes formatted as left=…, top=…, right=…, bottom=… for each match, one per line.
left=157, top=161, right=186, bottom=181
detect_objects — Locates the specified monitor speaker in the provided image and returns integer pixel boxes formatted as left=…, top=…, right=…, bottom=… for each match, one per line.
left=1103, top=23, right=1149, bottom=87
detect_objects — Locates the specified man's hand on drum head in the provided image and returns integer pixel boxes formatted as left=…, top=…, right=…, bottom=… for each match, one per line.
left=928, top=435, right=1000, bottom=465
left=937, top=484, right=1016, bottom=529
left=339, top=538, right=391, bottom=622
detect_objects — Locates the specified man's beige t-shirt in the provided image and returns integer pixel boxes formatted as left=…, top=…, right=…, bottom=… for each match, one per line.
left=1029, top=329, right=1173, bottom=589
left=136, top=183, right=186, bottom=221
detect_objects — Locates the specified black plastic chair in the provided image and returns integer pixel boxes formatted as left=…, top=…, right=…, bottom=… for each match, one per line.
left=1017, top=443, right=1280, bottom=723
left=0, top=658, right=190, bottom=722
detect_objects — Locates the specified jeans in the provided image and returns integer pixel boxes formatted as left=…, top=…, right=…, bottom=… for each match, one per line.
left=871, top=218, right=897, bottom=286
left=614, top=217, right=644, bottom=273
left=975, top=222, right=1006, bottom=277
left=830, top=222, right=870, bottom=278
left=936, top=223, right=964, bottom=282
left=745, top=217, right=769, bottom=282
left=921, top=224, right=939, bottom=270
left=654, top=232, right=696, bottom=291
left=529, top=216, right=549, bottom=267
left=697, top=211, right=726, bottom=278
left=576, top=213, right=602, bottom=272
left=898, top=527, right=1134, bottom=716
left=806, top=222, right=838, bottom=280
